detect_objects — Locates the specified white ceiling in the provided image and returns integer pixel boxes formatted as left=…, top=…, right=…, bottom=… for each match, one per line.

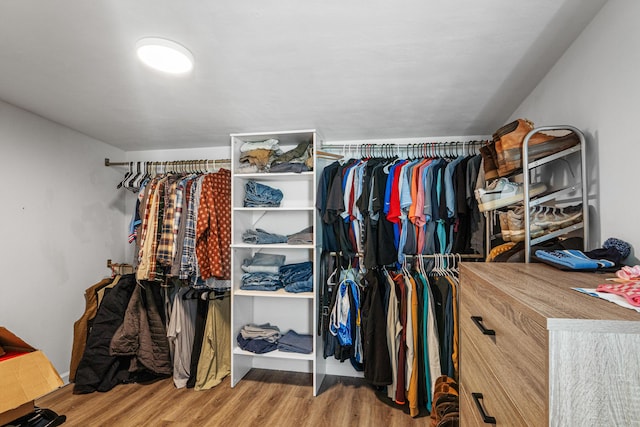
left=0, top=0, right=607, bottom=151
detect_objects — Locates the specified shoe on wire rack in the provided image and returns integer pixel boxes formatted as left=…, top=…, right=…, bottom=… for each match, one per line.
left=475, top=177, right=547, bottom=212
left=479, top=143, right=499, bottom=181
left=506, top=207, right=545, bottom=242
left=493, top=119, right=580, bottom=177
left=498, top=211, right=511, bottom=242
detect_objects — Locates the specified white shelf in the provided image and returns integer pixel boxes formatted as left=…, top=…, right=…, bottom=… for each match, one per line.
left=233, top=172, right=314, bottom=180
left=230, top=129, right=321, bottom=396
left=231, top=243, right=314, bottom=249
left=233, top=207, right=314, bottom=212
left=233, top=347, right=314, bottom=361
left=234, top=288, right=314, bottom=299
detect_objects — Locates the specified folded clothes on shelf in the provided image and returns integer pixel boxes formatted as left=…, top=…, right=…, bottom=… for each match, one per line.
left=287, top=226, right=313, bottom=244
left=244, top=180, right=283, bottom=207
left=239, top=323, right=282, bottom=342
left=240, top=272, right=283, bottom=291
left=280, top=261, right=313, bottom=293
left=242, top=228, right=288, bottom=244
left=277, top=330, right=313, bottom=354
left=241, top=252, right=286, bottom=274
left=239, top=138, right=281, bottom=152
left=237, top=323, right=282, bottom=354
left=269, top=162, right=310, bottom=173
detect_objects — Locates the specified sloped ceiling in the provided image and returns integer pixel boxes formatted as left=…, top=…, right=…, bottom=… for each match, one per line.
left=0, top=0, right=607, bottom=150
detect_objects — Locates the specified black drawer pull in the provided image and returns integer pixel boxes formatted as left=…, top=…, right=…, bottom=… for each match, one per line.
left=472, top=392, right=496, bottom=424
left=471, top=316, right=495, bottom=335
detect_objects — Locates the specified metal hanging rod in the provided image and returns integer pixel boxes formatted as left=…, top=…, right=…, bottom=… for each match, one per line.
left=320, top=139, right=489, bottom=159
left=328, top=251, right=483, bottom=260
left=105, top=158, right=230, bottom=167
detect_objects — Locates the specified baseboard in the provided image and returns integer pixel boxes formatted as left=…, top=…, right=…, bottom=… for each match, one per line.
left=58, top=371, right=70, bottom=385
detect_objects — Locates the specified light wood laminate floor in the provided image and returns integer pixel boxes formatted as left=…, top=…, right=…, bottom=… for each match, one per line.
left=36, top=369, right=429, bottom=426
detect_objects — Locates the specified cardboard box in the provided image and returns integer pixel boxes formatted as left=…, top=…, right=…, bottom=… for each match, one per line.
left=0, top=327, right=63, bottom=425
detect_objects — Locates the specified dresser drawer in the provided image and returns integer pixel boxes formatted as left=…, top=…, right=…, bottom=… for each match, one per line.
left=460, top=325, right=529, bottom=426
left=460, top=277, right=547, bottom=422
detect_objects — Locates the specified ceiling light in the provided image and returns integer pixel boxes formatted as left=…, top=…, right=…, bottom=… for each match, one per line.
left=136, top=37, right=194, bottom=74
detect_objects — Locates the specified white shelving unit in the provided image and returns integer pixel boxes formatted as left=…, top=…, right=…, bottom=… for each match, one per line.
left=229, top=129, right=323, bottom=396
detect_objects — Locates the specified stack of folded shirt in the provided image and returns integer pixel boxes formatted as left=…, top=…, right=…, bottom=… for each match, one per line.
left=244, top=180, right=283, bottom=207
left=277, top=330, right=313, bottom=354
left=269, top=140, right=313, bottom=173
left=280, top=261, right=313, bottom=293
left=237, top=323, right=281, bottom=354
left=238, top=138, right=283, bottom=172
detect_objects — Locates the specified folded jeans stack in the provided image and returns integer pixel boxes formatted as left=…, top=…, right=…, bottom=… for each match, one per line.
left=280, top=261, right=313, bottom=293
left=241, top=252, right=286, bottom=274
left=244, top=180, right=283, bottom=207
left=277, top=330, right=313, bottom=354
left=236, top=323, right=281, bottom=354
left=240, top=272, right=283, bottom=291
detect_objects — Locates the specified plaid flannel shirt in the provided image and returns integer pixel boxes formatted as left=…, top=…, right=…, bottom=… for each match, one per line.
left=180, top=175, right=202, bottom=281
left=156, top=176, right=179, bottom=266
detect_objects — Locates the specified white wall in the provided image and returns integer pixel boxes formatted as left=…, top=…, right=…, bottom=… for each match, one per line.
left=508, top=0, right=640, bottom=262
left=0, top=100, right=127, bottom=380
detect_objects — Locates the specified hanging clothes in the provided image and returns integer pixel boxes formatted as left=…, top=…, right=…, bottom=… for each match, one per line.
left=132, top=168, right=231, bottom=288
left=317, top=152, right=483, bottom=270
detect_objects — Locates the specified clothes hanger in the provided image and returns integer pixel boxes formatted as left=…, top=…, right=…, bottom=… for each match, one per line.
left=125, top=162, right=142, bottom=191
left=117, top=162, right=133, bottom=189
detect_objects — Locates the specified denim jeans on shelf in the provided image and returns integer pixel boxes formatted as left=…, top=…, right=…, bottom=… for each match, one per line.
left=237, top=334, right=277, bottom=354
left=242, top=228, right=288, bottom=244
left=244, top=180, right=284, bottom=207
left=284, top=276, right=313, bottom=293
left=241, top=252, right=286, bottom=273
left=279, top=261, right=313, bottom=285
left=240, top=272, right=283, bottom=291
left=277, top=330, right=313, bottom=354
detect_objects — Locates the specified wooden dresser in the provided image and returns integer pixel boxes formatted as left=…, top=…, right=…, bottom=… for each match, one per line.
left=459, top=263, right=640, bottom=426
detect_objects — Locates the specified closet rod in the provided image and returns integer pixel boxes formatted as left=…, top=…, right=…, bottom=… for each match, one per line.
left=320, top=139, right=487, bottom=158
left=104, top=158, right=231, bottom=167
left=321, top=136, right=489, bottom=148
left=328, top=252, right=483, bottom=260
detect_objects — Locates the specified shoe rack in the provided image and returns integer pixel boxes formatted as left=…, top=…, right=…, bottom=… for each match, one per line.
left=521, top=125, right=588, bottom=262
left=485, top=125, right=588, bottom=262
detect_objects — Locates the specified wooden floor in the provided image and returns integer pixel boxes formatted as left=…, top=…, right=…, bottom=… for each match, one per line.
left=36, top=369, right=430, bottom=427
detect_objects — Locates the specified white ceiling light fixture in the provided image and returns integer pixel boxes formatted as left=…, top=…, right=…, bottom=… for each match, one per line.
left=136, top=37, right=194, bottom=74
